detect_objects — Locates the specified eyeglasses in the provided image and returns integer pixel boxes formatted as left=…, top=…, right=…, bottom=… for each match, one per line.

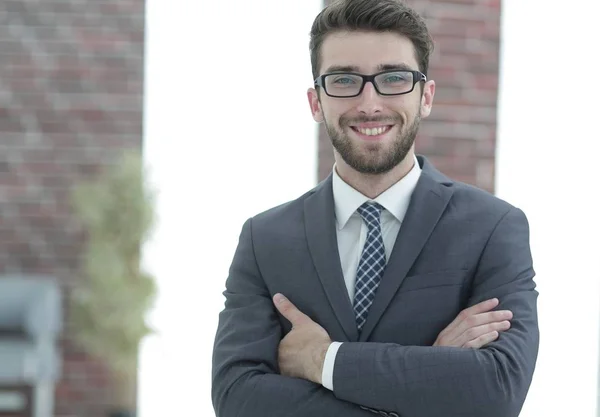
left=314, top=69, right=427, bottom=98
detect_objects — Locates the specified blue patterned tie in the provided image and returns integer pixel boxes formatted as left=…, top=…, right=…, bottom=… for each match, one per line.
left=353, top=202, right=386, bottom=332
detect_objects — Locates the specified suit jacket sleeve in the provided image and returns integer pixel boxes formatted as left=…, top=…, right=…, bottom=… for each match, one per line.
left=332, top=207, right=540, bottom=417
left=211, top=218, right=373, bottom=417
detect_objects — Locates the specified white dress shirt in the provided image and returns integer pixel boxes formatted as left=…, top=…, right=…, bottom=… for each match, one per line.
left=321, top=156, right=422, bottom=391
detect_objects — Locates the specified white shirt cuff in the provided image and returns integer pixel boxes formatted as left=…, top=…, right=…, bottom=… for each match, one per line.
left=321, top=341, right=343, bottom=391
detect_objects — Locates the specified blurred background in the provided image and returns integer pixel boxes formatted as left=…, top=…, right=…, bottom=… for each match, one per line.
left=1, top=0, right=599, bottom=416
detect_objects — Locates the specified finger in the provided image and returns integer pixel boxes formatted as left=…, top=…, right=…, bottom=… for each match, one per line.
left=440, top=298, right=500, bottom=337
left=478, top=310, right=514, bottom=324
left=461, top=298, right=501, bottom=320
left=273, top=293, right=310, bottom=327
left=452, top=310, right=513, bottom=339
left=455, top=320, right=511, bottom=347
left=463, top=331, right=500, bottom=349
left=436, top=319, right=510, bottom=347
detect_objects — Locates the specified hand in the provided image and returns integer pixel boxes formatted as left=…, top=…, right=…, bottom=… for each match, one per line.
left=273, top=293, right=332, bottom=384
left=433, top=298, right=512, bottom=348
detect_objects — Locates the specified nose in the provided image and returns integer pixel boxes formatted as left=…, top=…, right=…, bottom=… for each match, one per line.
left=355, top=81, right=384, bottom=115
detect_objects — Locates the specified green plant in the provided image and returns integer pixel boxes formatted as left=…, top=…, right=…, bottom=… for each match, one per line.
left=69, top=149, right=157, bottom=414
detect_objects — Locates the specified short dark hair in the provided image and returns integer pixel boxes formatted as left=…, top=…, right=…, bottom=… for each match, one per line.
left=309, top=0, right=434, bottom=80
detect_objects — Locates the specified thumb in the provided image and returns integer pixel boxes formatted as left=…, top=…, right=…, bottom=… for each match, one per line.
left=273, top=293, right=309, bottom=327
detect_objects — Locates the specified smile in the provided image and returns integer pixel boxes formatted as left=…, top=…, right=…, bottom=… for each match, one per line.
left=350, top=125, right=393, bottom=137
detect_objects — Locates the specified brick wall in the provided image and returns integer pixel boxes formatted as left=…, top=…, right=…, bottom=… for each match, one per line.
left=0, top=1, right=145, bottom=416
left=318, top=0, right=500, bottom=193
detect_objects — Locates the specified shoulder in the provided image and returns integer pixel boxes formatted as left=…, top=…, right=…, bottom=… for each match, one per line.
left=246, top=178, right=325, bottom=230
left=420, top=155, right=522, bottom=220
left=448, top=180, right=529, bottom=230
left=452, top=181, right=513, bottom=211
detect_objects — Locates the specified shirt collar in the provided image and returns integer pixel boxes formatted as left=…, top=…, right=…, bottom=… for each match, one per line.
left=332, top=155, right=421, bottom=230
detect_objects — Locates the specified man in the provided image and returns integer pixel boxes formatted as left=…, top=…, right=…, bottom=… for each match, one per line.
left=212, top=0, right=539, bottom=416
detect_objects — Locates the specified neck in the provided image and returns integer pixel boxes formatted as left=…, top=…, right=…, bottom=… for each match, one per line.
left=335, top=151, right=417, bottom=199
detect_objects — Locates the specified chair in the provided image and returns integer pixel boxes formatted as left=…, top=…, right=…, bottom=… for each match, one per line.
left=0, top=276, right=62, bottom=417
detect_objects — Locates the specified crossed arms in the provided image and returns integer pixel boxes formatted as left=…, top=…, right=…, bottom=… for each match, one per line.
left=211, top=207, right=539, bottom=417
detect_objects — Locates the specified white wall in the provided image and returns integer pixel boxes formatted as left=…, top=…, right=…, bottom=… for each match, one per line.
left=139, top=1, right=321, bottom=416
left=497, top=1, right=600, bottom=416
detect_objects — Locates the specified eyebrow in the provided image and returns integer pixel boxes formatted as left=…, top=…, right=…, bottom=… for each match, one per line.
left=324, top=63, right=415, bottom=73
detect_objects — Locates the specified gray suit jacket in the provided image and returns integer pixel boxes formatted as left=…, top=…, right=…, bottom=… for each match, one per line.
left=212, top=155, right=539, bottom=417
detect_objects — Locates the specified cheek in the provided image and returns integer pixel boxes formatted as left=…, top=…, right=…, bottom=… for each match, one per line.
left=386, top=96, right=417, bottom=118
left=401, top=97, right=423, bottom=120
left=417, top=93, right=427, bottom=113
left=321, top=104, right=342, bottom=125
left=331, top=103, right=363, bottom=126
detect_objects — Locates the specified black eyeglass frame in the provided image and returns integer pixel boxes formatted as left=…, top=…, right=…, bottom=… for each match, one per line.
left=314, top=69, right=427, bottom=98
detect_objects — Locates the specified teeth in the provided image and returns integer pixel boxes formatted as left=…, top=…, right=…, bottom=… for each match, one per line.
left=357, top=126, right=387, bottom=136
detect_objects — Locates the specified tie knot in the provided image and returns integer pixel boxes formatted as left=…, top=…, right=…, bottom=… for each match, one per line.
left=357, top=201, right=383, bottom=227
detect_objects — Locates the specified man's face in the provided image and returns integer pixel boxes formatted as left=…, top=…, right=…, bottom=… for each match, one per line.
left=308, top=31, right=435, bottom=175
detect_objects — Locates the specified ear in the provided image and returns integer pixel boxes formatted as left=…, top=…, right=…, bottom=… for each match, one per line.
left=419, top=80, right=435, bottom=118
left=307, top=88, right=324, bottom=123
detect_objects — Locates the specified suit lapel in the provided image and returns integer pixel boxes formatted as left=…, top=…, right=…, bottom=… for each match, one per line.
left=358, top=157, right=455, bottom=341
left=304, top=176, right=359, bottom=342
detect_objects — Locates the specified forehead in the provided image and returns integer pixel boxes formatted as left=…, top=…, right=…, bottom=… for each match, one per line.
left=320, top=31, right=418, bottom=74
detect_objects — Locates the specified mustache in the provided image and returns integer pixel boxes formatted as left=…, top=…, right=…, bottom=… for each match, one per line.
left=340, top=115, right=402, bottom=126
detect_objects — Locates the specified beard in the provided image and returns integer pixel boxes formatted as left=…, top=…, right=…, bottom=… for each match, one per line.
left=325, top=112, right=421, bottom=175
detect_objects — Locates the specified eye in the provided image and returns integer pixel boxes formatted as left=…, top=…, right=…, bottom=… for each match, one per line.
left=332, top=76, right=357, bottom=85
left=383, top=74, right=408, bottom=83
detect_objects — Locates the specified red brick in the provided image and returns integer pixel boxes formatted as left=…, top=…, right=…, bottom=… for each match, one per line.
left=0, top=0, right=144, bottom=415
